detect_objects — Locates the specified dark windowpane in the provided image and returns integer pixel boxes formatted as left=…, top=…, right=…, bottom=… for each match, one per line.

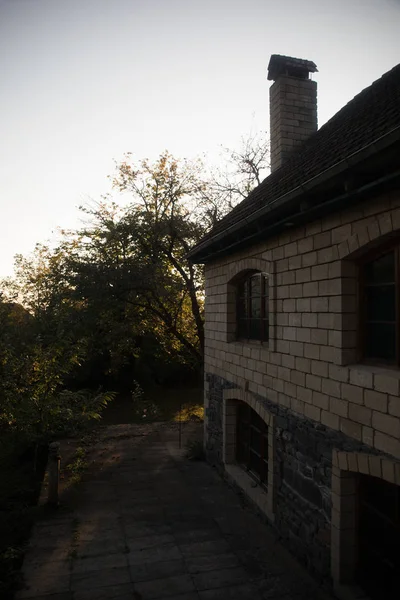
left=263, top=319, right=269, bottom=342
left=264, top=296, right=269, bottom=316
left=248, top=451, right=262, bottom=476
left=238, top=280, right=249, bottom=298
left=244, top=295, right=249, bottom=316
left=365, top=323, right=396, bottom=361
left=357, top=474, right=400, bottom=599
left=250, top=275, right=261, bottom=296
left=250, top=427, right=261, bottom=455
left=251, top=297, right=261, bottom=318
left=237, top=296, right=247, bottom=319
left=250, top=409, right=266, bottom=431
left=262, top=439, right=269, bottom=462
left=361, top=475, right=399, bottom=521
left=236, top=273, right=269, bottom=342
left=364, top=251, right=395, bottom=284
left=365, top=284, right=396, bottom=321
left=249, top=319, right=262, bottom=340
left=238, top=402, right=249, bottom=423
left=262, top=276, right=269, bottom=297
left=238, top=319, right=248, bottom=338
left=362, top=249, right=398, bottom=365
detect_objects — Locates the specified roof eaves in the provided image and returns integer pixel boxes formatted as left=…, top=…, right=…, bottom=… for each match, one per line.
left=188, top=125, right=400, bottom=262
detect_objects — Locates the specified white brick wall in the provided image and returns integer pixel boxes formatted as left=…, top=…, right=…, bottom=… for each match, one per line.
left=204, top=190, right=400, bottom=460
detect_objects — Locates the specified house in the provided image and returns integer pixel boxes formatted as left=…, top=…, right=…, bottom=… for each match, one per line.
left=188, top=55, right=400, bottom=600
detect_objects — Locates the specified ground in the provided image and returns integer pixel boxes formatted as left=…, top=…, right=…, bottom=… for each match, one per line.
left=15, top=420, right=334, bottom=600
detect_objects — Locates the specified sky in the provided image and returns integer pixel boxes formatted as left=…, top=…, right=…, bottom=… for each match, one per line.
left=0, top=0, right=399, bottom=277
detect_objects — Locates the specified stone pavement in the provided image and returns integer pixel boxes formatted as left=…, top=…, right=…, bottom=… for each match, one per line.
left=17, top=423, right=333, bottom=600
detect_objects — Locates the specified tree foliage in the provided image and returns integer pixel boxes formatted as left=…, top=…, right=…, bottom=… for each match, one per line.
left=0, top=131, right=269, bottom=440
left=0, top=295, right=115, bottom=446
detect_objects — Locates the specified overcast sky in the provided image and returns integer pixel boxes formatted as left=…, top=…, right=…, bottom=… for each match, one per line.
left=0, top=0, right=399, bottom=277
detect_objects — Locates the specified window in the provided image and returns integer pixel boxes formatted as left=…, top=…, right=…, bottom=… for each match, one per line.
left=360, top=246, right=399, bottom=364
left=236, top=402, right=268, bottom=489
left=357, top=474, right=400, bottom=599
left=237, top=272, right=269, bottom=342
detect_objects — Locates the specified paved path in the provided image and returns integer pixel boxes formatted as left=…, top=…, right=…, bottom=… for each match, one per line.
left=17, top=423, right=332, bottom=600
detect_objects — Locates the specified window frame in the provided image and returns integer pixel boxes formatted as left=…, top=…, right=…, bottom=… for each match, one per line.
left=236, top=401, right=269, bottom=490
left=356, top=473, right=400, bottom=598
left=358, top=240, right=400, bottom=367
left=236, top=271, right=269, bottom=344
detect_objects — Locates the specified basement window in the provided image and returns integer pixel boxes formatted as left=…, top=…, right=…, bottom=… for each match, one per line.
left=236, top=401, right=268, bottom=489
left=237, top=272, right=269, bottom=342
left=357, top=474, right=400, bottom=599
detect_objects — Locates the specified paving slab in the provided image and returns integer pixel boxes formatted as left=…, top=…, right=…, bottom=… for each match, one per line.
left=198, top=583, right=262, bottom=600
left=129, top=558, right=187, bottom=583
left=192, top=567, right=249, bottom=591
left=70, top=566, right=131, bottom=592
left=24, top=595, right=73, bottom=600
left=74, top=583, right=135, bottom=600
left=71, top=553, right=128, bottom=573
left=179, top=540, right=232, bottom=558
left=16, top=422, right=333, bottom=600
left=185, top=554, right=240, bottom=574
left=128, top=543, right=183, bottom=565
left=127, top=533, right=176, bottom=551
left=133, top=573, right=196, bottom=599
left=123, top=522, right=172, bottom=539
left=76, top=538, right=128, bottom=557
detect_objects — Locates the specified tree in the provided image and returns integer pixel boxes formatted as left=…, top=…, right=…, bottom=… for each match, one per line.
left=1, top=130, right=270, bottom=390
left=198, top=130, right=270, bottom=227
left=0, top=267, right=114, bottom=449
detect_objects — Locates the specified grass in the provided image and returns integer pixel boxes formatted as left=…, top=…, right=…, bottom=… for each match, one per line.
left=102, top=385, right=203, bottom=425
left=185, top=438, right=205, bottom=461
left=65, top=447, right=87, bottom=487
left=173, top=402, right=204, bottom=422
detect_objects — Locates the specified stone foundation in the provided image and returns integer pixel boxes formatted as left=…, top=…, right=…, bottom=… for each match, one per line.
left=205, top=372, right=389, bottom=583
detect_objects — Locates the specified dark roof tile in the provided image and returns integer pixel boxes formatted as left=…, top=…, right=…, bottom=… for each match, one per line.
left=194, top=63, right=400, bottom=254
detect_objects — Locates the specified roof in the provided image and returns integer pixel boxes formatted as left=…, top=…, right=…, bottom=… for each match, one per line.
left=189, top=62, right=400, bottom=262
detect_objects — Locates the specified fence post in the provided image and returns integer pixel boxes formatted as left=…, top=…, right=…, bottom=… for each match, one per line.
left=178, top=403, right=182, bottom=449
left=47, top=442, right=61, bottom=507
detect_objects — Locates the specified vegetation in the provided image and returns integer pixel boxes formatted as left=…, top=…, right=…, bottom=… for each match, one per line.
left=0, top=131, right=268, bottom=598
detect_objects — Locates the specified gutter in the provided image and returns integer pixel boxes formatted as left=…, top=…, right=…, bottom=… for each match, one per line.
left=188, top=125, right=400, bottom=262
left=202, top=168, right=400, bottom=264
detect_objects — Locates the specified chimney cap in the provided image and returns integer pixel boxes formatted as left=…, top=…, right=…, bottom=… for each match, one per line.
left=267, top=54, right=318, bottom=81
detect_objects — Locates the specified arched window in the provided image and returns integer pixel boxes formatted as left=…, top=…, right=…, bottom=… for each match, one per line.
left=237, top=272, right=269, bottom=342
left=360, top=246, right=399, bottom=364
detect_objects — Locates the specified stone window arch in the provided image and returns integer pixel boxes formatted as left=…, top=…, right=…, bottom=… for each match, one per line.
left=222, top=388, right=275, bottom=521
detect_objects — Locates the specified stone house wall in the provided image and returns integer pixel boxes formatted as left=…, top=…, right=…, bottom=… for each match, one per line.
left=203, top=188, right=400, bottom=586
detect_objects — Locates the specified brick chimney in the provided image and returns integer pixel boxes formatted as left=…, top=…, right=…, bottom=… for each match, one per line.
left=268, top=55, right=318, bottom=172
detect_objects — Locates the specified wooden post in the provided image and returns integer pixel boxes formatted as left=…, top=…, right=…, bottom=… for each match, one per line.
left=47, top=442, right=61, bottom=507
left=178, top=403, right=182, bottom=449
